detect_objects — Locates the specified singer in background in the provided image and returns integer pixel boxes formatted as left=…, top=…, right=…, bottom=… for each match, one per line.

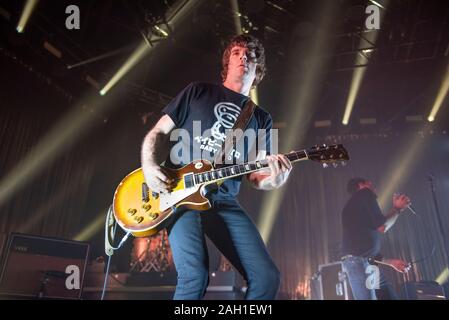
left=340, top=177, right=411, bottom=300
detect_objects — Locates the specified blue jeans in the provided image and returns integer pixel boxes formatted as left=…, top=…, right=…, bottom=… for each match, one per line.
left=341, top=256, right=377, bottom=300
left=166, top=200, right=280, bottom=300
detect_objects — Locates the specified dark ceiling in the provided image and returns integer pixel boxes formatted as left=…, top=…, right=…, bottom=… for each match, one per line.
left=1, top=0, right=449, bottom=132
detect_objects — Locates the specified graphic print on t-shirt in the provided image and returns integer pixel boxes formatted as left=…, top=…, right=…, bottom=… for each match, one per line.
left=194, top=102, right=242, bottom=160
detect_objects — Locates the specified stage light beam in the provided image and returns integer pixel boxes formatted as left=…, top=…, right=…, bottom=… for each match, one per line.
left=230, top=0, right=243, bottom=34
left=99, top=0, right=202, bottom=96
left=99, top=41, right=152, bottom=96
left=73, top=212, right=107, bottom=241
left=0, top=97, right=108, bottom=208
left=436, top=267, right=449, bottom=285
left=230, top=0, right=258, bottom=103
left=378, top=130, right=426, bottom=209
left=368, top=0, right=386, bottom=10
left=428, top=62, right=449, bottom=122
left=257, top=1, right=338, bottom=243
left=17, top=0, right=39, bottom=33
left=341, top=2, right=389, bottom=125
left=342, top=57, right=368, bottom=125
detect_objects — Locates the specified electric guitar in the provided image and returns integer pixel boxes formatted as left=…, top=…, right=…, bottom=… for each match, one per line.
left=113, top=144, right=349, bottom=237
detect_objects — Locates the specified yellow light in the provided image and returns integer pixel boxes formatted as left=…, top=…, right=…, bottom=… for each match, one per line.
left=378, top=130, right=426, bottom=209
left=230, top=0, right=242, bottom=34
left=342, top=63, right=368, bottom=125
left=250, top=88, right=259, bottom=105
left=258, top=189, right=284, bottom=242
left=427, top=62, right=449, bottom=122
left=100, top=41, right=151, bottom=96
left=436, top=267, right=449, bottom=285
left=167, top=0, right=202, bottom=27
left=17, top=0, right=39, bottom=34
left=369, top=0, right=386, bottom=9
left=100, top=0, right=203, bottom=96
left=154, top=25, right=169, bottom=37
left=0, top=97, right=108, bottom=208
left=73, top=212, right=106, bottom=241
left=341, top=1, right=389, bottom=125
left=257, top=1, right=338, bottom=243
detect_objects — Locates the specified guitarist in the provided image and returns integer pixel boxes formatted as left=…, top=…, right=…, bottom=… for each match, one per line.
left=341, top=177, right=411, bottom=300
left=140, top=34, right=292, bottom=300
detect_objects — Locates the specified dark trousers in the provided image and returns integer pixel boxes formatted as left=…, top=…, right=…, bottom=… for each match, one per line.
left=166, top=199, right=280, bottom=300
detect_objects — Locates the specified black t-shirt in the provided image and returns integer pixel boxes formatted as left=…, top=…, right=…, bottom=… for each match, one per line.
left=162, top=82, right=273, bottom=201
left=341, top=188, right=387, bottom=258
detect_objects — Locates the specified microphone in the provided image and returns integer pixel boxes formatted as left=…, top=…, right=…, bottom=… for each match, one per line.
left=407, top=204, right=417, bottom=215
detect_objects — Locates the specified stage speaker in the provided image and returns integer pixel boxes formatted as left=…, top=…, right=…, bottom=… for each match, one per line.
left=0, top=233, right=90, bottom=299
left=402, top=281, right=447, bottom=300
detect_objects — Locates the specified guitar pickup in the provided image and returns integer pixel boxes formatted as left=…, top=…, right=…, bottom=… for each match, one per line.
left=142, top=183, right=150, bottom=202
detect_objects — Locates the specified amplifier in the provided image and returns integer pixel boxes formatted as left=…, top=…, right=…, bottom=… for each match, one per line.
left=0, top=233, right=90, bottom=299
left=402, top=281, right=447, bottom=300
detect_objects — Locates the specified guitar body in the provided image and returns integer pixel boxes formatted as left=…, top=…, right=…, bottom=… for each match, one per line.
left=113, top=160, right=214, bottom=237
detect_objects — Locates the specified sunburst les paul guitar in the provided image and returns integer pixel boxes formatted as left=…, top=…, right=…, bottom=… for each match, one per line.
left=113, top=144, right=349, bottom=237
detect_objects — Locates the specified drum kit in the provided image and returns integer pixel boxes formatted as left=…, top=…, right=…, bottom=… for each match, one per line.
left=129, top=230, right=174, bottom=272
left=129, top=230, right=235, bottom=273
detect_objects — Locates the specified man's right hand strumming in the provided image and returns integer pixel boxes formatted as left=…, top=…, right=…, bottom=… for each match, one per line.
left=141, top=115, right=177, bottom=194
left=143, top=164, right=174, bottom=194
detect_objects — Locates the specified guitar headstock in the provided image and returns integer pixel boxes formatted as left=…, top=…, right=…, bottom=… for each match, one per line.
left=307, top=144, right=350, bottom=167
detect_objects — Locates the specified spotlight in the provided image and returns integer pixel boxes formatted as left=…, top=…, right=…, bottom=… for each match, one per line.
left=16, top=0, right=39, bottom=34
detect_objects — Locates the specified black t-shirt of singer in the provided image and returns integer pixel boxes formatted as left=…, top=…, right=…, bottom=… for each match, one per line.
left=341, top=188, right=387, bottom=258
left=161, top=82, right=273, bottom=201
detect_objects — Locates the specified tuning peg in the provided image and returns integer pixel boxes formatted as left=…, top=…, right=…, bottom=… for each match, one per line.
left=341, top=161, right=347, bottom=167
left=322, top=163, right=329, bottom=168
left=332, top=163, right=338, bottom=168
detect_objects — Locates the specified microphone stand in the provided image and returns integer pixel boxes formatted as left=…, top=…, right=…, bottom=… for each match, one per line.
left=428, top=174, right=449, bottom=278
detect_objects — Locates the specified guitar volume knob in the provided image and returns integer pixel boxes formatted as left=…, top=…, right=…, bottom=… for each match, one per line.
left=149, top=212, right=159, bottom=220
left=134, top=216, right=144, bottom=224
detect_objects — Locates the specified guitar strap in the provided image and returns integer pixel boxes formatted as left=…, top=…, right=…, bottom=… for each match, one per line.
left=213, top=98, right=256, bottom=167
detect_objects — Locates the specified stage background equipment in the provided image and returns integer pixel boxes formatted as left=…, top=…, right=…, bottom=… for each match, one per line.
left=0, top=233, right=90, bottom=299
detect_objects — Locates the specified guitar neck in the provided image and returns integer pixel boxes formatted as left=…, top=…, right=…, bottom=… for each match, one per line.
left=189, top=150, right=308, bottom=186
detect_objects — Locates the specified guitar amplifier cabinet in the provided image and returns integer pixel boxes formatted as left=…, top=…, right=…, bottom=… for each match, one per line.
left=0, top=233, right=90, bottom=299
left=402, top=281, right=447, bottom=300
left=311, top=261, right=353, bottom=300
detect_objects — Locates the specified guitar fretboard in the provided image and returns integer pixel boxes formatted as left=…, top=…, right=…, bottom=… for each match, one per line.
left=184, top=150, right=308, bottom=187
